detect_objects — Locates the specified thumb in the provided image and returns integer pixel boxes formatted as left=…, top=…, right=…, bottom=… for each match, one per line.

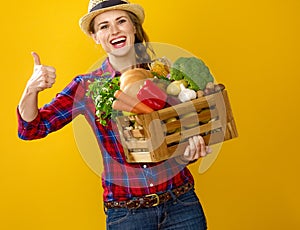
left=31, top=51, right=41, bottom=66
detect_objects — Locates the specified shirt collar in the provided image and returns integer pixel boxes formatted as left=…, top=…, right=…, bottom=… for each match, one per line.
left=100, top=58, right=121, bottom=78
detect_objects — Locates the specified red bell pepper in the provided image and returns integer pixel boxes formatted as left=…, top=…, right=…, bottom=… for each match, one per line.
left=137, top=79, right=167, bottom=110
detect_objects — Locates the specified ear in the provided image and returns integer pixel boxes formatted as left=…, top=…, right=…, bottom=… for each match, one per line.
left=90, top=33, right=99, bottom=44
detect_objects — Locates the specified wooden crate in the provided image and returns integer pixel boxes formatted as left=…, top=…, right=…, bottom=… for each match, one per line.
left=116, top=88, right=238, bottom=163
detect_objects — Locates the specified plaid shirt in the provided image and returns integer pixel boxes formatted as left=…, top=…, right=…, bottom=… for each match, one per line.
left=17, top=58, right=194, bottom=202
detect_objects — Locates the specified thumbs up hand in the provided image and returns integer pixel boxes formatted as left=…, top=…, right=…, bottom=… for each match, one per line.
left=27, top=52, right=56, bottom=93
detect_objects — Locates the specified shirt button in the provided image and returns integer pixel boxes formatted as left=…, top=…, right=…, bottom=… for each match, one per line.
left=150, top=183, right=154, bottom=187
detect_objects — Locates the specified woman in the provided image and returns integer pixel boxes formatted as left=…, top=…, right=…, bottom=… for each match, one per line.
left=18, top=0, right=209, bottom=229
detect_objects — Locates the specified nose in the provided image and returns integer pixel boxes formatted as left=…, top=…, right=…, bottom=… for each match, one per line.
left=110, top=23, right=120, bottom=35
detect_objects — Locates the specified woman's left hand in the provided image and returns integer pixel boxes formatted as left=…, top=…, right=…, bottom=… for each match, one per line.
left=182, top=135, right=212, bottom=162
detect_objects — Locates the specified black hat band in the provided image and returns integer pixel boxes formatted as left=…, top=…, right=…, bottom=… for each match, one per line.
left=90, top=0, right=128, bottom=13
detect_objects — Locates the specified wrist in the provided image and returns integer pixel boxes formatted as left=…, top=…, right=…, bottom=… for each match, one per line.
left=175, top=155, right=190, bottom=165
left=25, top=84, right=40, bottom=95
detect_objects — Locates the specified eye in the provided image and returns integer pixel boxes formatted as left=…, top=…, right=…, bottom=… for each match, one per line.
left=117, top=18, right=127, bottom=25
left=99, top=24, right=108, bottom=30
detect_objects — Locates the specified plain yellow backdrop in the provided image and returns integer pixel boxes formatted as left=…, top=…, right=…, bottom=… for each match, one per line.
left=1, top=0, right=299, bottom=229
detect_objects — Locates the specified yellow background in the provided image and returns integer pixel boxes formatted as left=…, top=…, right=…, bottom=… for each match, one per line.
left=1, top=0, right=299, bottom=229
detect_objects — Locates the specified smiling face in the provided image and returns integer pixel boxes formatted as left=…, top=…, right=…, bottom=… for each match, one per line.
left=91, top=10, right=137, bottom=58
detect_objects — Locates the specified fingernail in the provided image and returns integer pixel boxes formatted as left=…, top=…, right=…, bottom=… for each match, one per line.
left=206, top=146, right=212, bottom=153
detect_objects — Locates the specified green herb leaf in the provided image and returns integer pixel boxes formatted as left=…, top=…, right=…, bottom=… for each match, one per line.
left=86, top=75, right=120, bottom=126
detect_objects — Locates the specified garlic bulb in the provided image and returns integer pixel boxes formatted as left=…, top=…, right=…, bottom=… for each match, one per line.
left=178, top=84, right=197, bottom=102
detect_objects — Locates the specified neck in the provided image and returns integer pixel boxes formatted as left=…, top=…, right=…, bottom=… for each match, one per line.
left=108, top=48, right=137, bottom=73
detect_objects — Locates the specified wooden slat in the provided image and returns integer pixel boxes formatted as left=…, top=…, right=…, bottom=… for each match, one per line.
left=126, top=140, right=148, bottom=149
left=115, top=116, right=131, bottom=156
left=163, top=106, right=219, bottom=133
left=141, top=112, right=169, bottom=161
left=157, top=94, right=215, bottom=120
left=202, top=131, right=225, bottom=145
left=222, top=90, right=238, bottom=139
left=165, top=120, right=223, bottom=145
left=212, top=90, right=227, bottom=143
left=191, top=93, right=216, bottom=111
left=125, top=152, right=154, bottom=163
left=164, top=120, right=181, bottom=133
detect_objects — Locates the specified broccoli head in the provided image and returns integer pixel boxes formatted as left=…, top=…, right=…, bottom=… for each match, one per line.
left=170, top=57, right=214, bottom=91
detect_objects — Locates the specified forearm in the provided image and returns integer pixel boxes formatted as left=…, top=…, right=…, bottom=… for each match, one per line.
left=18, top=86, right=39, bottom=122
left=18, top=52, right=57, bottom=122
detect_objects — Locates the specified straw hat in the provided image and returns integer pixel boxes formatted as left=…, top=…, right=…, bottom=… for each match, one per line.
left=79, top=0, right=145, bottom=35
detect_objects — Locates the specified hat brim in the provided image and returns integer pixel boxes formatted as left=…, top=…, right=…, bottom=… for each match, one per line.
left=79, top=3, right=145, bottom=36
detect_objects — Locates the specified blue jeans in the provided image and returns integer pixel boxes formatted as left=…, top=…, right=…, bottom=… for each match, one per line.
left=105, top=189, right=207, bottom=230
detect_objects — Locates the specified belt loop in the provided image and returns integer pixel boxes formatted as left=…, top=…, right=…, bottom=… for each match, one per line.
left=168, top=189, right=178, bottom=203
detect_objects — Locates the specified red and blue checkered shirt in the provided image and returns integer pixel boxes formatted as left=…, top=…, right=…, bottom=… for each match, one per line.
left=17, top=58, right=194, bottom=202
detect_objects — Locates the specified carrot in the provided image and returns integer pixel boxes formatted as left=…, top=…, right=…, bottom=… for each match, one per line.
left=114, top=89, right=139, bottom=105
left=114, top=90, right=154, bottom=114
left=112, top=99, right=141, bottom=114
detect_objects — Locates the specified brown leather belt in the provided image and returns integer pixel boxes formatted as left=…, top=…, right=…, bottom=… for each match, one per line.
left=104, top=182, right=193, bottom=209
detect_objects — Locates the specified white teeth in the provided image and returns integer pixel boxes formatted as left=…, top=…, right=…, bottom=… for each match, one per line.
left=111, top=38, right=126, bottom=44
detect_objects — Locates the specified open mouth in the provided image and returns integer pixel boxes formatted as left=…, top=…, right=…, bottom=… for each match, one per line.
left=110, top=37, right=127, bottom=48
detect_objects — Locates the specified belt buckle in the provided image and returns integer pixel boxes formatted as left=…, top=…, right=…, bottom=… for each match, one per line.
left=145, top=193, right=160, bottom=207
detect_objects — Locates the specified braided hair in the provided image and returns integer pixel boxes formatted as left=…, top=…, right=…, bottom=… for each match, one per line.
left=127, top=12, right=155, bottom=69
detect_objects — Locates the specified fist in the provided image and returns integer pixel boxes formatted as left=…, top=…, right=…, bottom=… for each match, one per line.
left=27, top=52, right=56, bottom=93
